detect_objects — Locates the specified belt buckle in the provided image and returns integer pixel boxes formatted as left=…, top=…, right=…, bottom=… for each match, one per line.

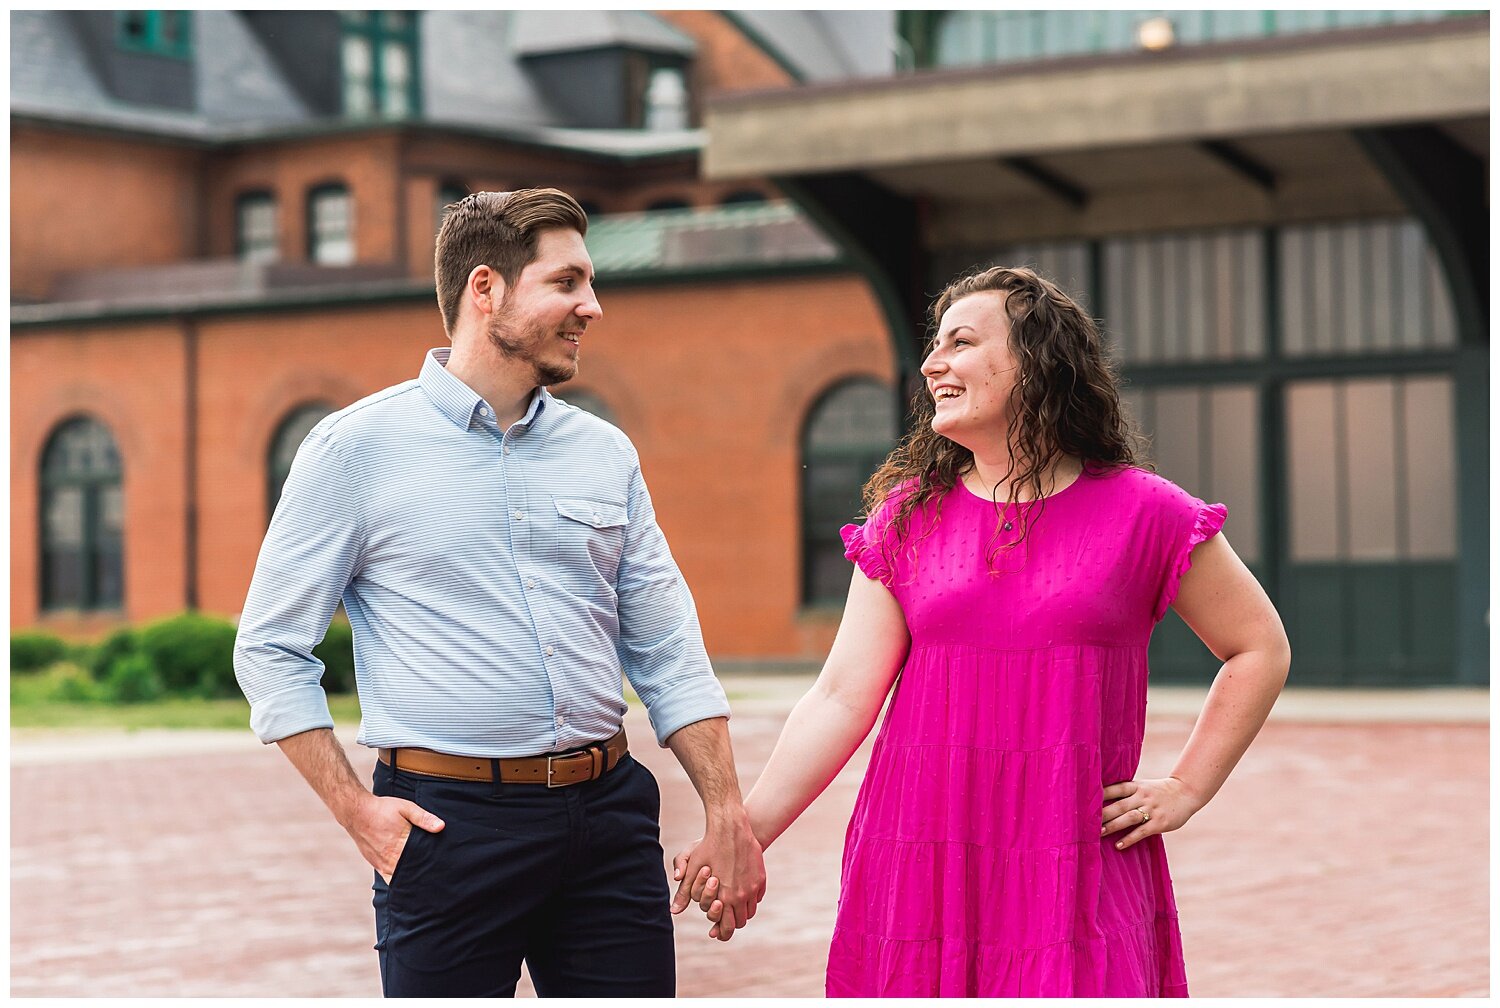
left=546, top=753, right=565, bottom=788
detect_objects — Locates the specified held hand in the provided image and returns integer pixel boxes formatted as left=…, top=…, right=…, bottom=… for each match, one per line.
left=1101, top=777, right=1203, bottom=851
left=342, top=792, right=445, bottom=882
left=670, top=841, right=713, bottom=908
left=669, top=816, right=766, bottom=941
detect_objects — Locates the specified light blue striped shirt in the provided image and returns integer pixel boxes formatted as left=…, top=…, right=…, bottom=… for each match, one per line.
left=234, top=348, right=729, bottom=756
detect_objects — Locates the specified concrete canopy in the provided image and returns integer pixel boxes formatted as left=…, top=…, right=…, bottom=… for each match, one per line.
left=705, top=18, right=1487, bottom=247
left=703, top=16, right=1488, bottom=368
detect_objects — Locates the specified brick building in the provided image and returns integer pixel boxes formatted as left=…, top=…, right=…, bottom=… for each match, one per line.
left=10, top=11, right=900, bottom=662
left=14, top=11, right=1488, bottom=687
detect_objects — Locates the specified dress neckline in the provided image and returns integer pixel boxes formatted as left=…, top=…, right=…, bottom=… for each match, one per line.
left=955, top=465, right=1089, bottom=506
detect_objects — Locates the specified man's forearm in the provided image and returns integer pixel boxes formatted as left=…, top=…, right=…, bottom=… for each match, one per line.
left=276, top=727, right=371, bottom=829
left=666, top=716, right=765, bottom=938
left=665, top=716, right=745, bottom=815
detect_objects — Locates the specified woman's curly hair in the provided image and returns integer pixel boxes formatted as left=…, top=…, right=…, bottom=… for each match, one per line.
left=862, top=265, right=1148, bottom=568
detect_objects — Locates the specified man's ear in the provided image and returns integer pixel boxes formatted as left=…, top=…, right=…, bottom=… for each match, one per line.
left=468, top=264, right=503, bottom=319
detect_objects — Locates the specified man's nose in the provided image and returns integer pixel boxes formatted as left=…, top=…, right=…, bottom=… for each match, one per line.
left=577, top=288, right=603, bottom=322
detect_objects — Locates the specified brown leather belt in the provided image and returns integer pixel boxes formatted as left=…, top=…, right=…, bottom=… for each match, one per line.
left=378, top=728, right=628, bottom=787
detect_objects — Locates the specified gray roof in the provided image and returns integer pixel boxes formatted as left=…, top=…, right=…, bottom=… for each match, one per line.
left=511, top=10, right=697, bottom=58
left=728, top=11, right=898, bottom=81
left=10, top=10, right=705, bottom=154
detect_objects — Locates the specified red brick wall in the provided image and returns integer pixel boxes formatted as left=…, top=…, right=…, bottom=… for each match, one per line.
left=11, top=322, right=192, bottom=636
left=11, top=273, right=894, bottom=659
left=11, top=126, right=203, bottom=301
left=653, top=11, right=797, bottom=96
left=204, top=132, right=403, bottom=267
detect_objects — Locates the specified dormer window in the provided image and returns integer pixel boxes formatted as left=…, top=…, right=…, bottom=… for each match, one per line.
left=116, top=11, right=191, bottom=59
left=341, top=11, right=420, bottom=119
left=643, top=66, right=688, bottom=131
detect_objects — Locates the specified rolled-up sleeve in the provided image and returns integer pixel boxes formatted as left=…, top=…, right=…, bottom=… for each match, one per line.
left=234, top=425, right=365, bottom=743
left=614, top=459, right=729, bottom=746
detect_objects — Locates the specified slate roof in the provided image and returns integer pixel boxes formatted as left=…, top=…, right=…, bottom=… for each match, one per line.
left=9, top=10, right=707, bottom=155
left=511, top=10, right=697, bottom=58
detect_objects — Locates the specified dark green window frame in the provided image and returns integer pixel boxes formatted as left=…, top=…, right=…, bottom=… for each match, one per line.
left=340, top=11, right=421, bottom=120
left=800, top=379, right=899, bottom=607
left=115, top=11, right=192, bottom=59
left=40, top=416, right=125, bottom=612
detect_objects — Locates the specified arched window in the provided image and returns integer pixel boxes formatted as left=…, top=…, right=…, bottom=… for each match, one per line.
left=557, top=389, right=617, bottom=427
left=235, top=190, right=278, bottom=264
left=307, top=184, right=354, bottom=265
left=801, top=380, right=898, bottom=605
left=268, top=403, right=335, bottom=521
left=40, top=416, right=124, bottom=611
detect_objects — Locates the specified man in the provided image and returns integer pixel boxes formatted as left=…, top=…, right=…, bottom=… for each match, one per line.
left=234, top=189, right=764, bottom=997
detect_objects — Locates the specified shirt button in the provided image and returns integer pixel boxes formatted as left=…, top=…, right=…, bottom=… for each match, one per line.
left=545, top=646, right=555, bottom=657
left=527, top=579, right=537, bottom=589
left=513, top=510, right=524, bottom=522
left=593, top=513, right=602, bottom=523
left=503, top=445, right=511, bottom=455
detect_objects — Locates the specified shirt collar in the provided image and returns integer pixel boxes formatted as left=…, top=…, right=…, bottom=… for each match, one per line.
left=419, top=347, right=551, bottom=431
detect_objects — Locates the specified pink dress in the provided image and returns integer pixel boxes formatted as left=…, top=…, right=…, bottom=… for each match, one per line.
left=831, top=465, right=1225, bottom=997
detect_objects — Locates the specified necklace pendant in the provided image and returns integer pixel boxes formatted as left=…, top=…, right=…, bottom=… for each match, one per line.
left=1003, top=521, right=1014, bottom=531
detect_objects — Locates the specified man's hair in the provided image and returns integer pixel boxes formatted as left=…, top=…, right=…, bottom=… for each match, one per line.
left=433, top=188, right=589, bottom=334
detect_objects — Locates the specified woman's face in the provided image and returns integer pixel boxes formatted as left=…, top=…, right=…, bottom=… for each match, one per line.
left=922, top=290, right=1021, bottom=452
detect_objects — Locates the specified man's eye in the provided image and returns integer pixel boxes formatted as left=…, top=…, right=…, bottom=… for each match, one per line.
left=559, top=277, right=575, bottom=289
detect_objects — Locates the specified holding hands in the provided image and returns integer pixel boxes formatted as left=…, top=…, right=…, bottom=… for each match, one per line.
left=670, top=825, right=765, bottom=941
left=1100, top=776, right=1204, bottom=851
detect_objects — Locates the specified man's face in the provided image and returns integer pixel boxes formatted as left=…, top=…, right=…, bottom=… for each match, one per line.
left=486, top=227, right=602, bottom=386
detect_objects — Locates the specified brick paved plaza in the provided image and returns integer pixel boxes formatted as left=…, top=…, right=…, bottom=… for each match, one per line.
left=11, top=676, right=1488, bottom=997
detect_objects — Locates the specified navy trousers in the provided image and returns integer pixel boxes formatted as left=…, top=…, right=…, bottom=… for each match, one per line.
left=370, top=753, right=676, bottom=997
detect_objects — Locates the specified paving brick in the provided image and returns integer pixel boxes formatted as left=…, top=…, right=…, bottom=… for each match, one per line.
left=9, top=682, right=1488, bottom=997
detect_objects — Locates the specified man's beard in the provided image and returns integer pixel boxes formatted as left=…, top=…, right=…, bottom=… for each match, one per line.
left=487, top=304, right=577, bottom=386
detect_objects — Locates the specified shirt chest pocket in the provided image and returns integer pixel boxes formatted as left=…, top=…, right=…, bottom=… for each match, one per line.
left=553, top=497, right=629, bottom=580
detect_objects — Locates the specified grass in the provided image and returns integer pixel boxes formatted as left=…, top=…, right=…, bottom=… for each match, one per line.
left=11, top=665, right=745, bottom=733
left=11, top=664, right=363, bottom=731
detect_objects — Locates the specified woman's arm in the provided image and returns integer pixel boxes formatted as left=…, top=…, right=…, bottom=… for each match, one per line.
left=670, top=568, right=910, bottom=920
left=1102, top=532, right=1291, bottom=849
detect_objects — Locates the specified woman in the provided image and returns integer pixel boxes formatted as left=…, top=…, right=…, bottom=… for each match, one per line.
left=673, top=266, right=1290, bottom=997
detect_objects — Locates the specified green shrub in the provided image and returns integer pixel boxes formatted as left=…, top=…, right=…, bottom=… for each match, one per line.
left=314, top=617, right=356, bottom=694
left=48, top=666, right=107, bottom=703
left=104, top=653, right=165, bottom=703
left=87, top=628, right=140, bottom=681
left=139, top=613, right=239, bottom=699
left=11, top=631, right=68, bottom=674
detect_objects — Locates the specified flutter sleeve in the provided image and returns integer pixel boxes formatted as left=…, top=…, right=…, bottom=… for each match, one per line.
left=1153, top=498, right=1228, bottom=622
left=840, top=521, right=893, bottom=588
left=839, top=481, right=915, bottom=590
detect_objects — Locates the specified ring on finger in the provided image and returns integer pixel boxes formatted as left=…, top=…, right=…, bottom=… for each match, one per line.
left=1137, top=808, right=1150, bottom=823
